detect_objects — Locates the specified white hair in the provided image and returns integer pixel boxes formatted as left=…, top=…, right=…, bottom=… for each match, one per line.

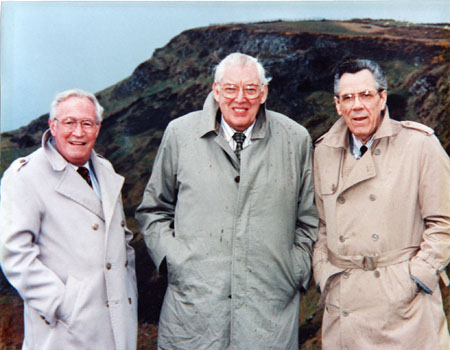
left=49, top=88, right=104, bottom=122
left=214, top=53, right=271, bottom=86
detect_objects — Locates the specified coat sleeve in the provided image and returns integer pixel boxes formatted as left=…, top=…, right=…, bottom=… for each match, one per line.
left=0, top=161, right=65, bottom=326
left=291, top=134, right=319, bottom=291
left=409, top=134, right=450, bottom=293
left=312, top=147, right=345, bottom=294
left=135, top=123, right=179, bottom=271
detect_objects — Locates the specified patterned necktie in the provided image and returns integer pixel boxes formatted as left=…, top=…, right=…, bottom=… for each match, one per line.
left=360, top=145, right=368, bottom=157
left=77, top=166, right=93, bottom=188
left=232, top=132, right=246, bottom=160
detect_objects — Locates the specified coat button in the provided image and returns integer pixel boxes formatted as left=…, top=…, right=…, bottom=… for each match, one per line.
left=125, top=260, right=128, bottom=267
left=234, top=176, right=240, bottom=183
left=374, top=270, right=380, bottom=278
left=339, top=235, right=346, bottom=243
left=369, top=194, right=376, bottom=201
left=128, top=298, right=132, bottom=304
left=374, top=149, right=381, bottom=156
left=121, top=220, right=125, bottom=227
left=40, top=315, right=50, bottom=325
left=105, top=301, right=109, bottom=308
left=342, top=310, right=349, bottom=316
left=337, top=196, right=345, bottom=204
left=228, top=294, right=232, bottom=299
left=106, top=263, right=112, bottom=270
left=372, top=233, right=379, bottom=241
left=343, top=271, right=350, bottom=279
left=92, top=223, right=99, bottom=230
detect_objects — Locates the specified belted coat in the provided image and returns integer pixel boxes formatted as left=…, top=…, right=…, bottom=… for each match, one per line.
left=136, top=92, right=318, bottom=350
left=0, top=130, right=138, bottom=350
left=313, top=111, right=450, bottom=350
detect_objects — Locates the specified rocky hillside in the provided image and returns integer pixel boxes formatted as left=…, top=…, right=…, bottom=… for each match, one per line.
left=1, top=19, right=449, bottom=348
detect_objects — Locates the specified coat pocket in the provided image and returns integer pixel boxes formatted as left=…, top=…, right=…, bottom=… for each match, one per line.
left=165, top=236, right=193, bottom=287
left=56, top=275, right=83, bottom=327
left=385, top=262, right=419, bottom=308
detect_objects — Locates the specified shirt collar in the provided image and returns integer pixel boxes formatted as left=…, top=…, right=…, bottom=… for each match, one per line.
left=70, top=161, right=91, bottom=172
left=350, top=133, right=375, bottom=159
left=220, top=116, right=255, bottom=143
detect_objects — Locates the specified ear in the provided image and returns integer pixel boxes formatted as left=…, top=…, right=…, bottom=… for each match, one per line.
left=379, top=89, right=387, bottom=111
left=49, top=118, right=57, bottom=136
left=95, top=123, right=101, bottom=139
left=334, top=96, right=342, bottom=116
left=259, top=85, right=268, bottom=104
left=212, top=82, right=220, bottom=103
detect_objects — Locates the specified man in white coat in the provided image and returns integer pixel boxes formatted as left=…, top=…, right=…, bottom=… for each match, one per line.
left=0, top=89, right=138, bottom=350
left=136, top=53, right=318, bottom=349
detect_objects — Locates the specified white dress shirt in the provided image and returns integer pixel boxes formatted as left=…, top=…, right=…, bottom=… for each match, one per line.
left=220, top=116, right=255, bottom=152
left=350, top=133, right=375, bottom=159
left=72, top=161, right=102, bottom=199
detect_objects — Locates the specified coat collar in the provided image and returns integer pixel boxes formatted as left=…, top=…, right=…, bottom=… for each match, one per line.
left=318, top=108, right=403, bottom=195
left=41, top=129, right=124, bottom=224
left=319, top=108, right=400, bottom=149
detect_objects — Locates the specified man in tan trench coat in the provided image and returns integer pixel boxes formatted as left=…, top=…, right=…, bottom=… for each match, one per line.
left=313, top=59, right=450, bottom=350
left=0, top=89, right=137, bottom=350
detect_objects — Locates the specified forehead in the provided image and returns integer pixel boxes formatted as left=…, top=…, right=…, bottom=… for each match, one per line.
left=57, top=96, right=96, bottom=117
left=338, top=69, right=377, bottom=93
left=221, top=63, right=260, bottom=84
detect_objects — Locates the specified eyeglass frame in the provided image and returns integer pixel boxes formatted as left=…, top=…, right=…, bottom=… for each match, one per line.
left=336, top=89, right=384, bottom=107
left=217, top=83, right=264, bottom=100
left=54, top=117, right=100, bottom=132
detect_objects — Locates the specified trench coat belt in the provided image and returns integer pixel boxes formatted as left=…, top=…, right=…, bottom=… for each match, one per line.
left=328, top=246, right=420, bottom=271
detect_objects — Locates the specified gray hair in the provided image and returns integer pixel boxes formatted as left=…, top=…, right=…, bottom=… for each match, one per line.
left=214, top=53, right=271, bottom=86
left=334, top=59, right=388, bottom=95
left=49, top=88, right=104, bottom=122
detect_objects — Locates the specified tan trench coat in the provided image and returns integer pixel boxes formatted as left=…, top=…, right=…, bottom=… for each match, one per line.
left=0, top=130, right=138, bottom=350
left=313, top=110, right=450, bottom=350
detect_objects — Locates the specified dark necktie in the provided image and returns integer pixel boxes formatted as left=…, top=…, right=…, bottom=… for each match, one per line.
left=77, top=166, right=93, bottom=188
left=360, top=145, right=368, bottom=157
left=232, top=132, right=246, bottom=160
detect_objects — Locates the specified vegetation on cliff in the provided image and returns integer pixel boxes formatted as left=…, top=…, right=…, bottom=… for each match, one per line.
left=1, top=19, right=449, bottom=349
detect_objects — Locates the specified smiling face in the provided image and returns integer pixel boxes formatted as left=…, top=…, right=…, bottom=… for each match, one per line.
left=213, top=63, right=268, bottom=131
left=49, top=96, right=100, bottom=166
left=335, top=69, right=387, bottom=144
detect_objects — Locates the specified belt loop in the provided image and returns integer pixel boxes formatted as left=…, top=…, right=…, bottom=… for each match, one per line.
left=362, top=256, right=377, bottom=271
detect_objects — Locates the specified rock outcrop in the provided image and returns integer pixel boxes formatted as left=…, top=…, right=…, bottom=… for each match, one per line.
left=1, top=19, right=449, bottom=349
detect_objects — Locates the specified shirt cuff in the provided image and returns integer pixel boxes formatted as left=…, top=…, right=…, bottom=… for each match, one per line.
left=410, top=274, right=432, bottom=294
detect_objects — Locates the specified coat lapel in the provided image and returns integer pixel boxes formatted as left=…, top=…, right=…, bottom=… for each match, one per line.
left=55, top=167, right=105, bottom=220
left=321, top=110, right=400, bottom=195
left=340, top=152, right=377, bottom=193
left=91, top=154, right=124, bottom=230
left=41, top=129, right=105, bottom=220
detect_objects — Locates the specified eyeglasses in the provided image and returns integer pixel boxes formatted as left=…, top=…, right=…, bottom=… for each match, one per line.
left=338, top=89, right=382, bottom=107
left=218, top=83, right=263, bottom=100
left=55, top=118, right=99, bottom=132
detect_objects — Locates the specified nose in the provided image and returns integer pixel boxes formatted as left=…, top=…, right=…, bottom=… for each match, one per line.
left=352, top=94, right=364, bottom=109
left=72, top=121, right=85, bottom=136
left=235, top=87, right=246, bottom=102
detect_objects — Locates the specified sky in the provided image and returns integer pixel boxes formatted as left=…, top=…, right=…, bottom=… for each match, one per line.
left=1, top=0, right=449, bottom=132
